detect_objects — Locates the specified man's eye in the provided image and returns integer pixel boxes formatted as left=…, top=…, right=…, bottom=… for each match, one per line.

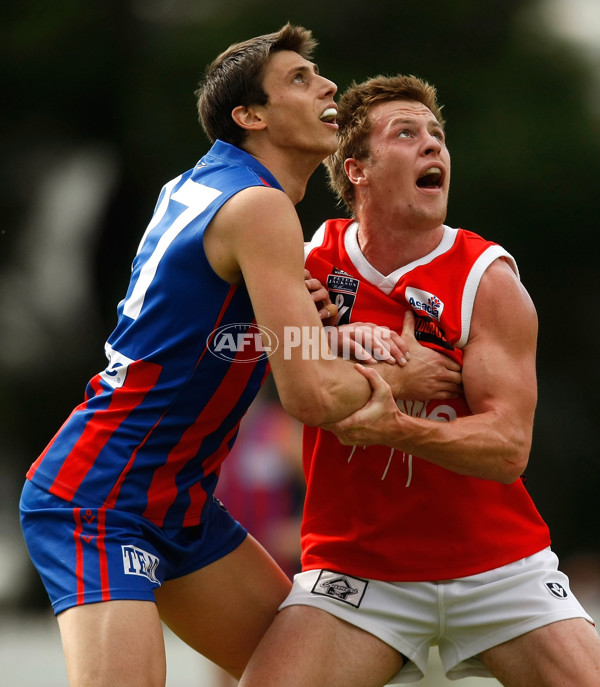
left=398, top=130, right=411, bottom=138
left=293, top=74, right=305, bottom=83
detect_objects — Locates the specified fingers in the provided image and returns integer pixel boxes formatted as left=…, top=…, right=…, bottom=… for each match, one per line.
left=342, top=340, right=377, bottom=364
left=353, top=363, right=389, bottom=396
left=328, top=327, right=376, bottom=363
left=445, top=359, right=462, bottom=372
left=304, top=273, right=337, bottom=320
left=431, top=386, right=462, bottom=401
left=352, top=328, right=395, bottom=363
left=316, top=303, right=337, bottom=320
left=323, top=303, right=338, bottom=319
left=401, top=309, right=417, bottom=341
left=344, top=325, right=408, bottom=365
left=305, top=278, right=329, bottom=303
left=385, top=330, right=411, bottom=365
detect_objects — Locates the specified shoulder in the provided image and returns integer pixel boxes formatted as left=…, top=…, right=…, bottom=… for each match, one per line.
left=479, top=257, right=527, bottom=294
left=473, top=258, right=537, bottom=336
left=205, top=185, right=303, bottom=283
left=215, top=185, right=298, bottom=243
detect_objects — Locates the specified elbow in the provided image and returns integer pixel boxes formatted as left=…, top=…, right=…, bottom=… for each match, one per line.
left=499, top=467, right=527, bottom=485
left=279, top=386, right=335, bottom=427
left=498, top=444, right=530, bottom=485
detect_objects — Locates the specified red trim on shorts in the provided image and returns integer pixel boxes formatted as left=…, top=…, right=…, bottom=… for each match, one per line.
left=72, top=508, right=85, bottom=605
left=97, top=509, right=110, bottom=602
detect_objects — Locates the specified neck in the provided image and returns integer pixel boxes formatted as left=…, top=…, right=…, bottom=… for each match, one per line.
left=241, top=140, right=324, bottom=206
left=356, top=216, right=445, bottom=275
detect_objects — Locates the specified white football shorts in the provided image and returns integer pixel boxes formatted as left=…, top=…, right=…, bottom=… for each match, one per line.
left=279, top=548, right=594, bottom=683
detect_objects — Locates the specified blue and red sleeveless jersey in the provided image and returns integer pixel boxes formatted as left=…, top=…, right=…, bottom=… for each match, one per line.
left=27, top=140, right=281, bottom=528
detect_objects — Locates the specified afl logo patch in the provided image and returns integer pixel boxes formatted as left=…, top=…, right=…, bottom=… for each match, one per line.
left=545, top=582, right=568, bottom=599
left=207, top=322, right=278, bottom=362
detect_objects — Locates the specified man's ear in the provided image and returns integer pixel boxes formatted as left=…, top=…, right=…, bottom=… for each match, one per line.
left=231, top=105, right=267, bottom=132
left=344, top=158, right=367, bottom=185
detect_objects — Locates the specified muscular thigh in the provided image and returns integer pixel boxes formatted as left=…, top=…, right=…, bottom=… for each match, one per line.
left=155, top=534, right=291, bottom=679
left=240, top=605, right=404, bottom=687
left=58, top=600, right=165, bottom=687
left=480, top=618, right=600, bottom=687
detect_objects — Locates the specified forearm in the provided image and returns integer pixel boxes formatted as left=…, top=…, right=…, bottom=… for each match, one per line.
left=281, top=348, right=459, bottom=428
left=327, top=260, right=539, bottom=484
left=281, top=352, right=429, bottom=427
left=374, top=408, right=531, bottom=483
left=274, top=354, right=374, bottom=426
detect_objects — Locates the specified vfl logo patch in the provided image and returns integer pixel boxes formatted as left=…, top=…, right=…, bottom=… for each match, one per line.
left=122, top=545, right=160, bottom=584
left=311, top=569, right=368, bottom=608
left=327, top=268, right=360, bottom=325
left=405, top=287, right=444, bottom=321
left=545, top=582, right=568, bottom=599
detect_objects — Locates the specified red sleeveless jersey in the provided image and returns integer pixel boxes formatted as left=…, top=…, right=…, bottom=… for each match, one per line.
left=302, top=219, right=550, bottom=581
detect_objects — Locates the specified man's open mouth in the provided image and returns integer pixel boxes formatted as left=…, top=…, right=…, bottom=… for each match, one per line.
left=319, top=107, right=338, bottom=124
left=416, top=167, right=443, bottom=189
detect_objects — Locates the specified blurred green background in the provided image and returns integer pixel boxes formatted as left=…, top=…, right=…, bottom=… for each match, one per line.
left=1, top=0, right=599, bottom=631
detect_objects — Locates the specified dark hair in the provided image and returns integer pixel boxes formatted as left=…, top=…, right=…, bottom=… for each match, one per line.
left=196, top=23, right=317, bottom=146
left=326, top=74, right=445, bottom=213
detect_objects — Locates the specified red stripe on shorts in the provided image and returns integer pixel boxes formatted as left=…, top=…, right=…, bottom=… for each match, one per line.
left=72, top=509, right=85, bottom=605
left=97, top=509, right=110, bottom=602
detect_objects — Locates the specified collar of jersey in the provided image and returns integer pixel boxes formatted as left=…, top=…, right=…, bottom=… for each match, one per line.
left=203, top=139, right=284, bottom=192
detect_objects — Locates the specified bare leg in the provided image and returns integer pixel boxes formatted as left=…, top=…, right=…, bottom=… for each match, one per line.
left=57, top=599, right=165, bottom=687
left=155, top=534, right=291, bottom=680
left=239, top=604, right=404, bottom=687
left=480, top=618, right=600, bottom=687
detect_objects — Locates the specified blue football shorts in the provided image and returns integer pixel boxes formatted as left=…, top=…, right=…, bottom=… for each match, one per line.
left=20, top=479, right=247, bottom=615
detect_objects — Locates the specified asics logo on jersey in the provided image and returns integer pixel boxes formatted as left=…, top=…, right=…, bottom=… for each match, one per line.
left=208, top=323, right=278, bottom=362
left=405, top=287, right=444, bottom=321
left=122, top=545, right=160, bottom=584
left=311, top=570, right=368, bottom=608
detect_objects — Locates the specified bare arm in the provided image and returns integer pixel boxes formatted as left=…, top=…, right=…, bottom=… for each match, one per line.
left=307, top=270, right=462, bottom=396
left=205, top=186, right=383, bottom=425
left=326, top=259, right=537, bottom=483
left=374, top=310, right=462, bottom=400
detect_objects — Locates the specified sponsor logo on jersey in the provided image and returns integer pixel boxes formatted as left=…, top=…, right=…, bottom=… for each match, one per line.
left=396, top=399, right=458, bottom=423
left=327, top=268, right=359, bottom=325
left=545, top=582, right=568, bottom=599
left=405, top=287, right=444, bottom=321
left=207, top=323, right=278, bottom=362
left=413, top=314, right=454, bottom=351
left=100, top=344, right=135, bottom=389
left=122, top=545, right=160, bottom=584
left=311, top=569, right=368, bottom=608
